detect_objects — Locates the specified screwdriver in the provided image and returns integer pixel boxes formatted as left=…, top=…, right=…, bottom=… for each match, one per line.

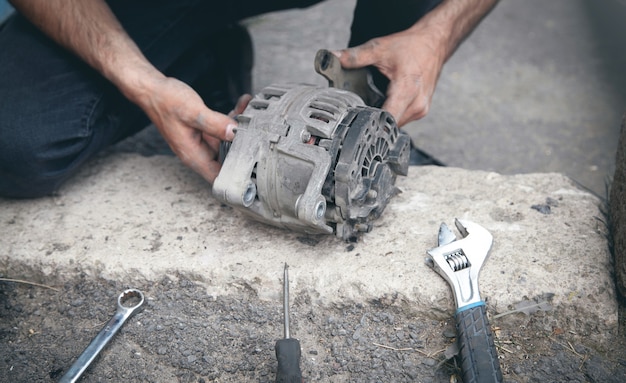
left=275, top=263, right=303, bottom=383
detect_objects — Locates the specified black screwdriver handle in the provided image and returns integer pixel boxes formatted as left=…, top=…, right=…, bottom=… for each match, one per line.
left=455, top=304, right=503, bottom=383
left=275, top=338, right=302, bottom=383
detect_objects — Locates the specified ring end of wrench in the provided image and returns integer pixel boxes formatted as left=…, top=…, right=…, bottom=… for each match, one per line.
left=118, top=289, right=145, bottom=313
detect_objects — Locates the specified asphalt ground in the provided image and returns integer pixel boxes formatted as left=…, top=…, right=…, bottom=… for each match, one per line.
left=94, top=0, right=626, bottom=196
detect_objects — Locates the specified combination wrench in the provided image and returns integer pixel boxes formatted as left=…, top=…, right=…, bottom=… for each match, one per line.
left=59, top=289, right=145, bottom=383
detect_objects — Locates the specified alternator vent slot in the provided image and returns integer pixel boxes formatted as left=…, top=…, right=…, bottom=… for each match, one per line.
left=250, top=100, right=270, bottom=110
left=309, top=99, right=341, bottom=116
left=309, top=111, right=333, bottom=124
left=362, top=137, right=389, bottom=177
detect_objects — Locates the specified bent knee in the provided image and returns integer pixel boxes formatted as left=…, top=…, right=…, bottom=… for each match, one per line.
left=0, top=139, right=86, bottom=199
left=0, top=165, right=66, bottom=199
left=0, top=116, right=102, bottom=198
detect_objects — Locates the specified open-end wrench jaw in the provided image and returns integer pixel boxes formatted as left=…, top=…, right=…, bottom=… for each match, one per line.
left=427, top=219, right=493, bottom=311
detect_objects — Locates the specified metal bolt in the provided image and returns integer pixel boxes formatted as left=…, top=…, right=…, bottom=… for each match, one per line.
left=242, top=182, right=256, bottom=207
left=301, top=131, right=312, bottom=143
left=315, top=201, right=326, bottom=220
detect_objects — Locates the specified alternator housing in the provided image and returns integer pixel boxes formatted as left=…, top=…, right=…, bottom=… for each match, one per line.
left=212, top=83, right=409, bottom=241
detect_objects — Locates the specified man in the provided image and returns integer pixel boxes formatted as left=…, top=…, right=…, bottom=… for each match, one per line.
left=0, top=0, right=498, bottom=199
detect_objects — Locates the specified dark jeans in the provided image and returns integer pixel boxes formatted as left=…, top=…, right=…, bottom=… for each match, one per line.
left=0, top=0, right=440, bottom=198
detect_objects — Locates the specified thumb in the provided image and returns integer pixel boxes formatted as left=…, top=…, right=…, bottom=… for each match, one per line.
left=333, top=40, right=379, bottom=69
left=195, top=108, right=237, bottom=142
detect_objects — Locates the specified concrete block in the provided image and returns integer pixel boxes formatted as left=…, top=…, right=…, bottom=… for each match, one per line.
left=0, top=153, right=617, bottom=338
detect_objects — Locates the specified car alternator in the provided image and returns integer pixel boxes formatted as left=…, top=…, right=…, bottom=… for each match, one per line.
left=212, top=52, right=410, bottom=241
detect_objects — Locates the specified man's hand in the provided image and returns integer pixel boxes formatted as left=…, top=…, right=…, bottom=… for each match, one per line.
left=334, top=28, right=445, bottom=127
left=9, top=0, right=244, bottom=185
left=136, top=76, right=239, bottom=184
left=140, top=81, right=251, bottom=184
left=333, top=0, right=498, bottom=127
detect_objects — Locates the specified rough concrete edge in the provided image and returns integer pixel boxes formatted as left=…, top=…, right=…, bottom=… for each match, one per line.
left=0, top=161, right=620, bottom=347
left=1, top=251, right=618, bottom=349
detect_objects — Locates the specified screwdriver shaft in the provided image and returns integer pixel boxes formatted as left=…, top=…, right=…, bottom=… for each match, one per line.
left=283, top=263, right=290, bottom=339
left=276, top=263, right=302, bottom=382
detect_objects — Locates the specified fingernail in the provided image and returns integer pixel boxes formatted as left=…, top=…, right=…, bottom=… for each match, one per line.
left=226, top=124, right=236, bottom=141
left=331, top=50, right=343, bottom=58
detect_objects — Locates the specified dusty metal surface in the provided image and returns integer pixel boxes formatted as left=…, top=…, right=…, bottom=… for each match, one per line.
left=314, top=49, right=385, bottom=108
left=213, top=83, right=409, bottom=241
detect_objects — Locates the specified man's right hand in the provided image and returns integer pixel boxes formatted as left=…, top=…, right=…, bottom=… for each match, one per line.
left=136, top=75, right=237, bottom=184
left=10, top=0, right=238, bottom=185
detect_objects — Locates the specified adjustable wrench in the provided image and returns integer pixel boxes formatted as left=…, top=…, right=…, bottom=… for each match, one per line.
left=426, top=219, right=502, bottom=383
left=59, top=289, right=145, bottom=383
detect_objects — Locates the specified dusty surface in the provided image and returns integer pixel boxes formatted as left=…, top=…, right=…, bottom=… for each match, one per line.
left=0, top=155, right=618, bottom=332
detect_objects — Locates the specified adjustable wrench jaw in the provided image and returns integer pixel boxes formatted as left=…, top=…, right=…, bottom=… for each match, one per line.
left=427, top=219, right=493, bottom=311
left=426, top=220, right=503, bottom=382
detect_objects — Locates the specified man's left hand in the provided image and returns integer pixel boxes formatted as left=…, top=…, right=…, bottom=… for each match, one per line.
left=333, top=26, right=446, bottom=127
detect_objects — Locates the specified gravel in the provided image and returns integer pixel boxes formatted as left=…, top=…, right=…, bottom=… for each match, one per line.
left=2, top=270, right=626, bottom=382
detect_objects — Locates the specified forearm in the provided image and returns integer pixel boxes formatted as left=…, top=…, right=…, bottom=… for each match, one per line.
left=10, top=0, right=236, bottom=183
left=411, top=0, right=499, bottom=62
left=9, top=0, right=163, bottom=106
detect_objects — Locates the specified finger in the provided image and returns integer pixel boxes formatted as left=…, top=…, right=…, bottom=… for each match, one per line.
left=178, top=138, right=222, bottom=184
left=390, top=96, right=430, bottom=127
left=194, top=108, right=237, bottom=142
left=228, top=94, right=252, bottom=118
left=383, top=80, right=416, bottom=127
left=332, top=39, right=381, bottom=69
left=386, top=80, right=431, bottom=127
left=202, top=133, right=221, bottom=154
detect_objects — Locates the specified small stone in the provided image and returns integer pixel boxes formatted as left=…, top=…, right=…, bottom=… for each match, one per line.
left=546, top=197, right=559, bottom=207
left=531, top=204, right=551, bottom=214
left=422, top=358, right=437, bottom=367
left=443, top=329, right=456, bottom=338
